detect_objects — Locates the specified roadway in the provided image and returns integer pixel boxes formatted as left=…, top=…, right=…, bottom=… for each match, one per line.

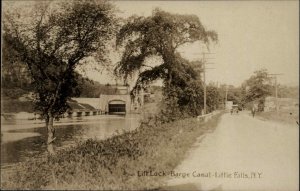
left=165, top=111, right=299, bottom=191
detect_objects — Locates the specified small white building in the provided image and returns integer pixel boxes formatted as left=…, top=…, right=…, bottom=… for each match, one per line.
left=225, top=101, right=233, bottom=110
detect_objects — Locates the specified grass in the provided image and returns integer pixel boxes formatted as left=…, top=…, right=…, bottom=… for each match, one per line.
left=257, top=108, right=299, bottom=125
left=1, top=112, right=223, bottom=190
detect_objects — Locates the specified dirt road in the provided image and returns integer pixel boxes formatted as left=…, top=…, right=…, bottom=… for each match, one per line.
left=165, top=111, right=299, bottom=191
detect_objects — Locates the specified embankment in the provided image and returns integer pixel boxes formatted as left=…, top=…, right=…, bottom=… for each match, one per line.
left=1, top=112, right=223, bottom=190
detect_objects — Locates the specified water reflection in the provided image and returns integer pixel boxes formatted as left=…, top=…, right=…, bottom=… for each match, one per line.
left=1, top=114, right=141, bottom=167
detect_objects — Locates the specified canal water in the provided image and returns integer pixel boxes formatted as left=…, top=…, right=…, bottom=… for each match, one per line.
left=1, top=114, right=141, bottom=168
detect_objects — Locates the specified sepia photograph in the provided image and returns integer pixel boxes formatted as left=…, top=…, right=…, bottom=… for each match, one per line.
left=1, top=0, right=299, bottom=190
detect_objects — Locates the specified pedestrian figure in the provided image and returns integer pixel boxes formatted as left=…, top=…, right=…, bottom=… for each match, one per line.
left=251, top=106, right=256, bottom=118
left=230, top=109, right=233, bottom=115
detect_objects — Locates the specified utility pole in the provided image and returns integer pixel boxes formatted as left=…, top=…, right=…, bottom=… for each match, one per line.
left=225, top=85, right=228, bottom=109
left=201, top=52, right=215, bottom=114
left=188, top=48, right=215, bottom=115
left=203, top=52, right=206, bottom=115
left=268, top=73, right=283, bottom=115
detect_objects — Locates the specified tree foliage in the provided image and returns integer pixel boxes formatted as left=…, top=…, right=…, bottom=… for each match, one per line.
left=218, top=84, right=243, bottom=105
left=115, top=9, right=217, bottom=87
left=206, top=85, right=222, bottom=112
left=2, top=35, right=32, bottom=90
left=3, top=0, right=117, bottom=153
left=115, top=9, right=218, bottom=118
left=78, top=79, right=121, bottom=97
left=242, top=69, right=273, bottom=111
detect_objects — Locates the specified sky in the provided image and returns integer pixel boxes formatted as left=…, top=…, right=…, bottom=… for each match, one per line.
left=86, top=0, right=299, bottom=87
left=3, top=0, right=299, bottom=87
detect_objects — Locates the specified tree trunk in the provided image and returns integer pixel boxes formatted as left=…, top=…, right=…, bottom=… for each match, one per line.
left=46, top=113, right=56, bottom=155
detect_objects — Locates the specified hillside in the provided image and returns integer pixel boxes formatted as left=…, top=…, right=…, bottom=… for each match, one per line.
left=1, top=74, right=119, bottom=100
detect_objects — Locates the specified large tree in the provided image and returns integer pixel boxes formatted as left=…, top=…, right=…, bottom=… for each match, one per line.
left=3, top=0, right=117, bottom=153
left=115, top=9, right=217, bottom=117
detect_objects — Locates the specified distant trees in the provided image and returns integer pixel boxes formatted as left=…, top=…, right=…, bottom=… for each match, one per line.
left=78, top=79, right=119, bottom=97
left=206, top=84, right=222, bottom=112
left=3, top=0, right=117, bottom=154
left=115, top=9, right=218, bottom=118
left=242, top=69, right=273, bottom=111
left=2, top=37, right=32, bottom=90
left=220, top=84, right=243, bottom=105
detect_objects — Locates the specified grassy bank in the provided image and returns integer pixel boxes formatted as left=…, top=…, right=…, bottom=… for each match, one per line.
left=1, top=113, right=223, bottom=190
left=257, top=109, right=299, bottom=125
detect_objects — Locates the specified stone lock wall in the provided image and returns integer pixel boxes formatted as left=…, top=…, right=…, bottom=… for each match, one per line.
left=99, top=94, right=131, bottom=113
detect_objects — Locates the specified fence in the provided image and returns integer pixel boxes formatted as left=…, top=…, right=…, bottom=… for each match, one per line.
left=197, top=110, right=221, bottom=123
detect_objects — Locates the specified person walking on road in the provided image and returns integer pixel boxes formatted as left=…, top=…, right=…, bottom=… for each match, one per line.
left=251, top=105, right=256, bottom=117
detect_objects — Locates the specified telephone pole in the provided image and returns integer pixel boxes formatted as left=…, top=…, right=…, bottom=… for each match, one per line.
left=225, top=85, right=228, bottom=109
left=201, top=52, right=215, bottom=114
left=268, top=73, right=283, bottom=115
left=188, top=49, right=215, bottom=115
